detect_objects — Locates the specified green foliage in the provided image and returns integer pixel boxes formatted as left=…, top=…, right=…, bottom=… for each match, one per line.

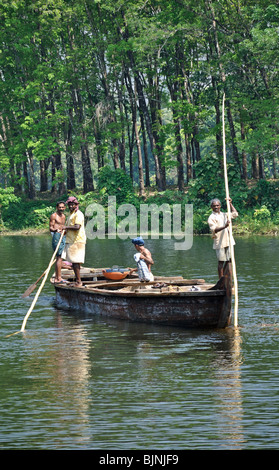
left=1, top=0, right=279, bottom=237
left=144, top=189, right=187, bottom=206
left=236, top=207, right=275, bottom=235
left=247, top=180, right=279, bottom=213
left=193, top=208, right=212, bottom=234
left=0, top=187, right=21, bottom=209
left=187, top=154, right=224, bottom=207
left=97, top=166, right=136, bottom=205
left=0, top=187, right=21, bottom=229
left=2, top=200, right=54, bottom=231
left=1, top=0, right=279, bottom=197
left=1, top=179, right=279, bottom=235
left=253, top=205, right=271, bottom=221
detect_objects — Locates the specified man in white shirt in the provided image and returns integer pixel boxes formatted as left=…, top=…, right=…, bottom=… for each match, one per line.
left=208, top=198, right=238, bottom=278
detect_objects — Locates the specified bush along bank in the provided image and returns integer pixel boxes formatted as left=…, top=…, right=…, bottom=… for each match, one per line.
left=1, top=179, right=279, bottom=237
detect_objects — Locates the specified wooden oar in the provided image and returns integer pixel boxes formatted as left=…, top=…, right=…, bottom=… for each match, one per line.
left=22, top=260, right=56, bottom=298
left=222, top=93, right=239, bottom=327
left=6, top=230, right=65, bottom=337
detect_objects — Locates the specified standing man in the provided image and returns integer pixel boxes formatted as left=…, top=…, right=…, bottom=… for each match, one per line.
left=132, top=237, right=154, bottom=281
left=49, top=201, right=66, bottom=284
left=63, top=196, right=86, bottom=287
left=208, top=198, right=238, bottom=278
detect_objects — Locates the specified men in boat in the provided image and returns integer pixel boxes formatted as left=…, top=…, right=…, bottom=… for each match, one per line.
left=132, top=237, right=154, bottom=281
left=49, top=201, right=67, bottom=284
left=62, top=196, right=86, bottom=287
left=208, top=198, right=238, bottom=278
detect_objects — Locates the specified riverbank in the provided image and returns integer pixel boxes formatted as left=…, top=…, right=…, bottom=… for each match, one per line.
left=0, top=228, right=50, bottom=236
left=1, top=225, right=278, bottom=237
left=1, top=179, right=279, bottom=236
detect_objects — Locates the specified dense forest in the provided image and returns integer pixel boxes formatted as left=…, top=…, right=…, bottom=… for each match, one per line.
left=0, top=0, right=279, bottom=234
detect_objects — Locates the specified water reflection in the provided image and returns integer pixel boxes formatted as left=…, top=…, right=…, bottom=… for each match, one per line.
left=19, top=315, right=92, bottom=449
left=211, top=328, right=245, bottom=449
left=1, top=235, right=279, bottom=449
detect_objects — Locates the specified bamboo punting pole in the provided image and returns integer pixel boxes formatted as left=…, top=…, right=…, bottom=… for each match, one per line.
left=22, top=259, right=56, bottom=298
left=222, top=94, right=238, bottom=327
left=6, top=231, right=65, bottom=337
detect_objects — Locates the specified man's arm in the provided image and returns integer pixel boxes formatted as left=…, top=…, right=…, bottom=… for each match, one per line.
left=63, top=224, right=81, bottom=231
left=49, top=214, right=57, bottom=233
left=140, top=248, right=154, bottom=265
left=226, top=198, right=238, bottom=218
left=208, top=213, right=229, bottom=235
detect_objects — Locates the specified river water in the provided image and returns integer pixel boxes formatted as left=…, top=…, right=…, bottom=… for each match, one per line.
left=0, top=234, right=278, bottom=450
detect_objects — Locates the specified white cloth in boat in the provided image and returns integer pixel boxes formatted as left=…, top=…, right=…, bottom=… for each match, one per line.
left=134, top=253, right=153, bottom=281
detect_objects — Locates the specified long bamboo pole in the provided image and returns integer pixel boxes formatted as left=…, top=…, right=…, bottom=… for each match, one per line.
left=22, top=259, right=56, bottom=298
left=6, top=231, right=65, bottom=337
left=20, top=230, right=65, bottom=332
left=222, top=94, right=238, bottom=327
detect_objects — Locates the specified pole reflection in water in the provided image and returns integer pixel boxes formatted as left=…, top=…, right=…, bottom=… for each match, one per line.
left=19, top=312, right=93, bottom=448
left=212, top=328, right=245, bottom=449
left=53, top=314, right=92, bottom=447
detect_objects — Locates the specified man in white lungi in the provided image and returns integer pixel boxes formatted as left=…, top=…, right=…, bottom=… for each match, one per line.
left=63, top=196, right=86, bottom=287
left=208, top=198, right=238, bottom=278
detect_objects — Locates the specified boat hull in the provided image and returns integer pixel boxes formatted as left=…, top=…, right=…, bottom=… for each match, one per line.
left=54, top=279, right=232, bottom=329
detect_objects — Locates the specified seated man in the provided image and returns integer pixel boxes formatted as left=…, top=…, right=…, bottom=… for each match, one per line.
left=132, top=237, right=154, bottom=281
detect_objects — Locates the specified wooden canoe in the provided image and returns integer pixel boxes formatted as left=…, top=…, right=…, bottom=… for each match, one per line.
left=53, top=265, right=232, bottom=329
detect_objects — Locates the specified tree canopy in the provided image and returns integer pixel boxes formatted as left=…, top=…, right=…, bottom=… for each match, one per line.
left=0, top=0, right=279, bottom=199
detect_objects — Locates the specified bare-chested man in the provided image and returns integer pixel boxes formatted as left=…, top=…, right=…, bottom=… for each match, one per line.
left=132, top=237, right=154, bottom=281
left=49, top=201, right=67, bottom=284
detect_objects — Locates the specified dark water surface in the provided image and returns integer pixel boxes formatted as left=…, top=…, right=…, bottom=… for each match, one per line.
left=0, top=234, right=279, bottom=450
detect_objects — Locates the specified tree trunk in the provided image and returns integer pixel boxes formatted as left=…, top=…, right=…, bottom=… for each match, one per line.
left=167, top=80, right=184, bottom=191
left=148, top=70, right=165, bottom=190
left=116, top=74, right=126, bottom=171
left=207, top=0, right=241, bottom=170
left=134, top=81, right=145, bottom=196
left=81, top=135, right=95, bottom=193
left=139, top=110, right=150, bottom=187
left=26, top=149, right=36, bottom=199
left=226, top=100, right=241, bottom=169
left=72, top=87, right=94, bottom=192
left=134, top=70, right=162, bottom=190
left=272, top=154, right=277, bottom=179
left=240, top=121, right=248, bottom=180
left=211, top=74, right=223, bottom=162
left=124, top=69, right=144, bottom=194
left=185, top=134, right=192, bottom=183
left=192, top=123, right=201, bottom=162
left=259, top=157, right=265, bottom=179
left=252, top=153, right=259, bottom=180
left=40, top=159, right=48, bottom=192
left=65, top=112, right=76, bottom=190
